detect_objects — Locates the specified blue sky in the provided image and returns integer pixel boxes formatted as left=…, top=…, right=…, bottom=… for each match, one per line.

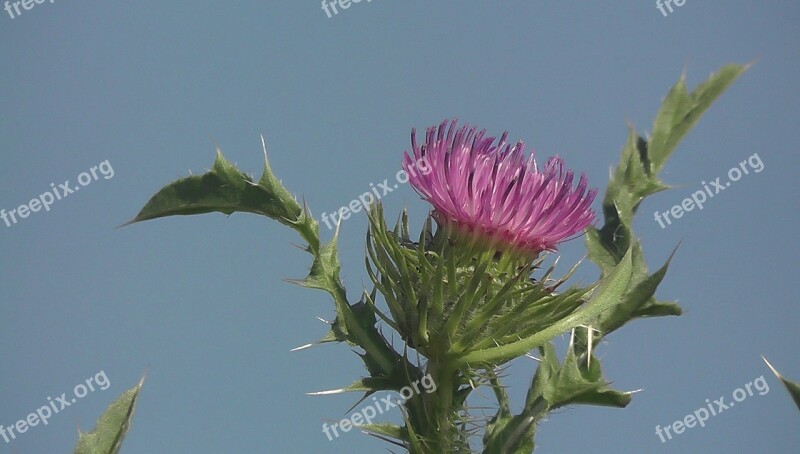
left=1, top=1, right=798, bottom=452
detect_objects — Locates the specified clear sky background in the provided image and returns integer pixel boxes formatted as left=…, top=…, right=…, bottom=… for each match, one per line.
left=1, top=1, right=798, bottom=453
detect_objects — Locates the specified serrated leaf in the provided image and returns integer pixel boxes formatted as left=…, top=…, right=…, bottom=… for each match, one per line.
left=126, top=143, right=417, bottom=446
left=73, top=376, right=144, bottom=454
left=485, top=340, right=631, bottom=453
left=593, top=247, right=676, bottom=336
left=542, top=347, right=631, bottom=410
left=524, top=342, right=631, bottom=412
left=126, top=149, right=304, bottom=228
left=649, top=64, right=749, bottom=173
left=583, top=65, right=747, bottom=347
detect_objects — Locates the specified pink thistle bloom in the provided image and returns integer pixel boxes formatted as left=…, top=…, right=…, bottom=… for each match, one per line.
left=402, top=119, right=597, bottom=256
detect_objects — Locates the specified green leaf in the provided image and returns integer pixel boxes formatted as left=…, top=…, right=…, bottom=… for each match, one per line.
left=456, top=246, right=633, bottom=367
left=541, top=345, right=631, bottom=410
left=128, top=142, right=417, bottom=447
left=482, top=412, right=537, bottom=454
left=128, top=148, right=300, bottom=224
left=763, top=356, right=800, bottom=411
left=649, top=64, right=750, bottom=174
left=126, top=140, right=321, bottom=250
left=526, top=342, right=631, bottom=411
left=483, top=339, right=633, bottom=453
left=583, top=65, right=748, bottom=347
left=73, top=375, right=144, bottom=454
left=591, top=247, right=677, bottom=336
left=483, top=360, right=549, bottom=453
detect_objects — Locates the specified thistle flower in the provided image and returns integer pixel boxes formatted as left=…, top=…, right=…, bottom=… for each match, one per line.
left=402, top=119, right=597, bottom=256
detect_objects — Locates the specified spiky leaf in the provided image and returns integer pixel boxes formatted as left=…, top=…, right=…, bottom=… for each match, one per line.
left=584, top=65, right=748, bottom=345
left=128, top=149, right=301, bottom=226
left=73, top=376, right=144, bottom=454
left=763, top=356, right=800, bottom=411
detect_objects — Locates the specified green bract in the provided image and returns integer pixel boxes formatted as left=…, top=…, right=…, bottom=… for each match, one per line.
left=366, top=204, right=592, bottom=361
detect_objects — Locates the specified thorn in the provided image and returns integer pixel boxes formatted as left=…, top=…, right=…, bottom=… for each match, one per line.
left=587, top=324, right=594, bottom=368
left=334, top=209, right=343, bottom=239
left=306, top=388, right=348, bottom=396
left=260, top=134, right=271, bottom=168
left=316, top=316, right=332, bottom=324
left=210, top=136, right=221, bottom=156
left=288, top=241, right=307, bottom=251
left=282, top=278, right=309, bottom=288
left=291, top=343, right=314, bottom=352
left=761, top=355, right=783, bottom=379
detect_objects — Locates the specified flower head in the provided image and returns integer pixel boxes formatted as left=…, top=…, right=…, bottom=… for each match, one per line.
left=402, top=119, right=597, bottom=256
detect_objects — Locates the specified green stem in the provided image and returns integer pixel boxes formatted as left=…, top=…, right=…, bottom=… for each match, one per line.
left=413, top=359, right=461, bottom=453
